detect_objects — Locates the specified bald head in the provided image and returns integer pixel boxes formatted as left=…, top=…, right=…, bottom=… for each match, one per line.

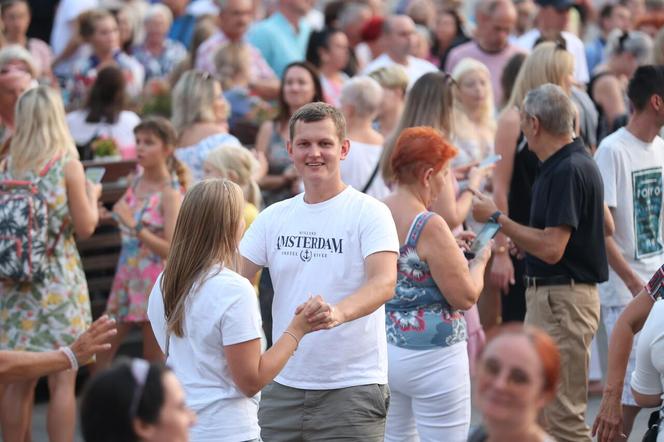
left=475, top=0, right=516, bottom=52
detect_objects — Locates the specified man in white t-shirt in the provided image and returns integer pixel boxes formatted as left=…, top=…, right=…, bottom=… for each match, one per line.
left=240, top=102, right=399, bottom=441
left=514, top=0, right=589, bottom=84
left=594, top=64, right=664, bottom=440
left=361, top=15, right=437, bottom=89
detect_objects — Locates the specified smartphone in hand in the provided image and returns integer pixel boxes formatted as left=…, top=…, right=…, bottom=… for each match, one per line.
left=85, top=167, right=106, bottom=184
left=465, top=222, right=501, bottom=259
left=478, top=154, right=502, bottom=168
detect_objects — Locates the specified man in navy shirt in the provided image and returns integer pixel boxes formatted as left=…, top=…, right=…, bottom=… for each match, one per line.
left=474, top=83, right=607, bottom=442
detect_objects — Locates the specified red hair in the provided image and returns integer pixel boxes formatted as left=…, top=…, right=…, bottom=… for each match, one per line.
left=390, top=127, right=457, bottom=184
left=484, top=323, right=561, bottom=396
left=635, top=12, right=664, bottom=34
left=361, top=16, right=384, bottom=42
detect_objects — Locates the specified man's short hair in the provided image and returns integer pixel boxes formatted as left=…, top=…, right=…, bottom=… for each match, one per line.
left=476, top=0, right=509, bottom=17
left=289, top=102, right=347, bottom=143
left=627, top=65, right=664, bottom=111
left=523, top=83, right=575, bottom=136
left=338, top=2, right=371, bottom=29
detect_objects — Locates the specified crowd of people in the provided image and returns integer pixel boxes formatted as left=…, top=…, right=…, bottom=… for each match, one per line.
left=2, top=0, right=664, bottom=441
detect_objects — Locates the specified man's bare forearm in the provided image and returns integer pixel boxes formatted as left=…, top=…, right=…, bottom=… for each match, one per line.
left=0, top=350, right=70, bottom=383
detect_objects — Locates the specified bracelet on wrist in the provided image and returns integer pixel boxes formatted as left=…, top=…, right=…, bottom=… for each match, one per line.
left=493, top=245, right=508, bottom=254
left=59, top=346, right=79, bottom=371
left=283, top=330, right=300, bottom=351
left=461, top=187, right=478, bottom=196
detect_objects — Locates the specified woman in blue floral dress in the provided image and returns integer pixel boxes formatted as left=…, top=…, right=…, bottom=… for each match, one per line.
left=382, top=127, right=491, bottom=442
left=0, top=87, right=101, bottom=442
left=132, top=4, right=187, bottom=82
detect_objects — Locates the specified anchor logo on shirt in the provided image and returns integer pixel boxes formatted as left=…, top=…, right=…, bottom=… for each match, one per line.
left=299, top=249, right=312, bottom=262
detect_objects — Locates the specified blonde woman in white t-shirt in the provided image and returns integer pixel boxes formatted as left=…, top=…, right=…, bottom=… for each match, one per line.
left=147, top=179, right=315, bottom=441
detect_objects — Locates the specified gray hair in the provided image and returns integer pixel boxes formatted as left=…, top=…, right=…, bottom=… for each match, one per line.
left=289, top=102, right=347, bottom=143
left=0, top=45, right=37, bottom=78
left=476, top=0, right=514, bottom=16
left=523, top=83, right=575, bottom=136
left=605, top=30, right=653, bottom=64
left=338, top=2, right=371, bottom=29
left=340, top=76, right=383, bottom=119
left=383, top=14, right=412, bottom=34
left=144, top=3, right=173, bottom=27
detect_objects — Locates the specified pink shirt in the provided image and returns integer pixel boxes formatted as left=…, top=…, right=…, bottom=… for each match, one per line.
left=445, top=41, right=524, bottom=107
left=27, top=38, right=54, bottom=80
left=194, top=31, right=276, bottom=82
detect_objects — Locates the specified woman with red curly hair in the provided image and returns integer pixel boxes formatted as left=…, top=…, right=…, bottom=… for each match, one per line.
left=383, top=126, right=492, bottom=441
left=470, top=323, right=561, bottom=442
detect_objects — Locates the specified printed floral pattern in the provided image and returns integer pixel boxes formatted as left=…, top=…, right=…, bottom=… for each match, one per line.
left=0, top=157, right=91, bottom=351
left=0, top=178, right=49, bottom=281
left=66, top=51, right=145, bottom=110
left=385, top=212, right=467, bottom=349
left=106, top=175, right=183, bottom=322
left=133, top=39, right=187, bottom=82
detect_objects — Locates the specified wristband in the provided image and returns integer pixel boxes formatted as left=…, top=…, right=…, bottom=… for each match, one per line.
left=59, top=346, right=79, bottom=371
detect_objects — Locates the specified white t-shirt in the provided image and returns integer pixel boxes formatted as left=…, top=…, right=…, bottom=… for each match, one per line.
left=147, top=267, right=262, bottom=442
left=362, top=53, right=437, bottom=89
left=631, top=299, right=664, bottom=441
left=239, top=186, right=399, bottom=389
left=514, top=29, right=589, bottom=84
left=66, top=110, right=141, bottom=159
left=595, top=128, right=664, bottom=306
left=340, top=140, right=391, bottom=200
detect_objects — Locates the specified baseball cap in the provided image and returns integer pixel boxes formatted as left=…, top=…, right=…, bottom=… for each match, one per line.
left=535, top=0, right=575, bottom=11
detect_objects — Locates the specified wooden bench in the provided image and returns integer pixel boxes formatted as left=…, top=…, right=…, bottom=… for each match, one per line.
left=77, top=159, right=136, bottom=318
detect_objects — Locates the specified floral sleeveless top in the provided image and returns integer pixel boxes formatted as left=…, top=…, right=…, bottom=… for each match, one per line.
left=106, top=174, right=182, bottom=322
left=385, top=211, right=467, bottom=349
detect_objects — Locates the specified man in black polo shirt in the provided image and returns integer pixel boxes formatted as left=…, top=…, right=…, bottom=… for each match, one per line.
left=473, top=83, right=608, bottom=442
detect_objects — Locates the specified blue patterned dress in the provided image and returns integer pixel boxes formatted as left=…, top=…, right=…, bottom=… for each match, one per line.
left=385, top=211, right=467, bottom=349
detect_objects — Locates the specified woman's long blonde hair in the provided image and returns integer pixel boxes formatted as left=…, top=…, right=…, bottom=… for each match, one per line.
left=10, top=86, right=77, bottom=176
left=507, top=42, right=574, bottom=110
left=380, top=71, right=456, bottom=183
left=452, top=58, right=496, bottom=134
left=160, top=179, right=244, bottom=337
left=171, top=70, right=220, bottom=135
left=205, top=144, right=262, bottom=208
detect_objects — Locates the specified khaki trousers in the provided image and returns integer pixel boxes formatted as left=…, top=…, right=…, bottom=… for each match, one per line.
left=524, top=283, right=600, bottom=442
left=258, top=382, right=389, bottom=442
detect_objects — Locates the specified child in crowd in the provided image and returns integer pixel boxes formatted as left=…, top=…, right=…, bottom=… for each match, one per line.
left=214, top=41, right=273, bottom=135
left=95, top=116, right=188, bottom=371
left=204, top=144, right=262, bottom=229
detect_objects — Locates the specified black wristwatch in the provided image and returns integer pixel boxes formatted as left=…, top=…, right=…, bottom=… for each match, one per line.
left=488, top=210, right=502, bottom=224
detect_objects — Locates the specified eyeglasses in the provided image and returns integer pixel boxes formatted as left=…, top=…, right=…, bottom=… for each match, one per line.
left=129, top=358, right=150, bottom=419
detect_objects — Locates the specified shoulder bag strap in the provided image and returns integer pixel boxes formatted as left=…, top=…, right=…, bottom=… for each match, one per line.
left=361, top=160, right=381, bottom=193
left=165, top=331, right=170, bottom=358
